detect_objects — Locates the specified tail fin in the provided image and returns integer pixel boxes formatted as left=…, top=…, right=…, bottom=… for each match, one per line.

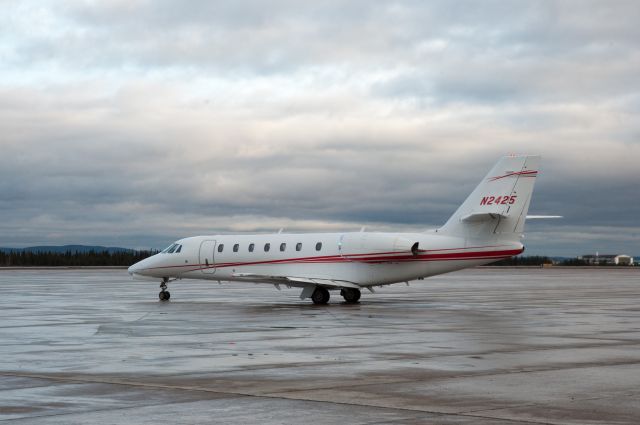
left=439, top=155, right=540, bottom=241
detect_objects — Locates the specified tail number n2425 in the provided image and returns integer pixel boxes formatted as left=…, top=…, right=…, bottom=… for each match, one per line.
left=480, top=195, right=517, bottom=205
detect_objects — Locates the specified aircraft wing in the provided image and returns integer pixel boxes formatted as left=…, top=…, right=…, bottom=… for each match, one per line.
left=284, top=276, right=362, bottom=289
left=231, top=273, right=362, bottom=298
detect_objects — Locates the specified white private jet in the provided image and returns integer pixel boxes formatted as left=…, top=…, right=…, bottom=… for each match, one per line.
left=129, top=155, right=548, bottom=304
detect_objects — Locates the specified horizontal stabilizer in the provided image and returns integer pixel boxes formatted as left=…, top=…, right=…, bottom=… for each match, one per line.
left=461, top=212, right=507, bottom=222
left=526, top=215, right=563, bottom=219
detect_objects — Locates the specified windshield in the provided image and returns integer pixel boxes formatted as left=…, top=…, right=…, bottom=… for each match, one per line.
left=161, top=243, right=181, bottom=253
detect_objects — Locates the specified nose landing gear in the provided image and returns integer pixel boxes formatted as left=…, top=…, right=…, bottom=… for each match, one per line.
left=159, top=278, right=171, bottom=301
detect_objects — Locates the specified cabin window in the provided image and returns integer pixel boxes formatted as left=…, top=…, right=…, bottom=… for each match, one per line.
left=315, top=242, right=322, bottom=251
left=248, top=243, right=255, bottom=252
left=280, top=243, right=286, bottom=252
left=296, top=242, right=302, bottom=251
left=264, top=243, right=270, bottom=252
left=233, top=243, right=239, bottom=252
left=217, top=244, right=224, bottom=253
left=175, top=245, right=182, bottom=253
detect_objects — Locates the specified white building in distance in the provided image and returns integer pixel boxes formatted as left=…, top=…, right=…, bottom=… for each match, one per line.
left=579, top=254, right=634, bottom=266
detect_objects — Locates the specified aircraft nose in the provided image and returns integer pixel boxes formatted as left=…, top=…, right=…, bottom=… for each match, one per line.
left=128, top=262, right=141, bottom=276
left=128, top=256, right=157, bottom=277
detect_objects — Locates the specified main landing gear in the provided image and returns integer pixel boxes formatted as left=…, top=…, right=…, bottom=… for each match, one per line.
left=341, top=288, right=361, bottom=304
left=310, top=287, right=362, bottom=305
left=159, top=278, right=171, bottom=301
left=311, top=287, right=330, bottom=305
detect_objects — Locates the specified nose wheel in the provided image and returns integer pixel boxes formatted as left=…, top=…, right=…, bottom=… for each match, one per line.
left=159, top=279, right=170, bottom=301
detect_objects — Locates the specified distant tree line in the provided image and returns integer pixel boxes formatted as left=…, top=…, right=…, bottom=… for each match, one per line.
left=558, top=257, right=590, bottom=266
left=489, top=256, right=554, bottom=266
left=0, top=250, right=157, bottom=267
left=489, top=256, right=631, bottom=266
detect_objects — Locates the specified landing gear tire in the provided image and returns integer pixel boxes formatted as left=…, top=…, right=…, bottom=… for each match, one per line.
left=311, top=287, right=330, bottom=305
left=159, top=279, right=170, bottom=302
left=341, top=288, right=361, bottom=303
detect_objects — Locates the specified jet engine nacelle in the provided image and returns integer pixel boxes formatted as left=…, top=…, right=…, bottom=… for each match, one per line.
left=339, top=233, right=419, bottom=261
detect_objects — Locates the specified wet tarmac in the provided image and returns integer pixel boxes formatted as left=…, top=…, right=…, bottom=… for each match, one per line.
left=1, top=268, right=639, bottom=424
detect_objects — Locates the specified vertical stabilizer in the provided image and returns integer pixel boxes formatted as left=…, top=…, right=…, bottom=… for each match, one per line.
left=439, top=155, right=540, bottom=241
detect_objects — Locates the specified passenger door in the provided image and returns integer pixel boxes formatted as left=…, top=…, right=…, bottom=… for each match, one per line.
left=199, top=240, right=216, bottom=274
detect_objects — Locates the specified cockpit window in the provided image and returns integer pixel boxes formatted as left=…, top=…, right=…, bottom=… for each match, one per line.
left=161, top=243, right=182, bottom=254
left=162, top=243, right=178, bottom=253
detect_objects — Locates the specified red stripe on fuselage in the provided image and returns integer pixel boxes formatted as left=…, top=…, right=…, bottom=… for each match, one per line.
left=141, top=246, right=523, bottom=272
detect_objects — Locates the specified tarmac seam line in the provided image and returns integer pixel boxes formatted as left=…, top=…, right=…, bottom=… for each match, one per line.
left=0, top=371, right=558, bottom=425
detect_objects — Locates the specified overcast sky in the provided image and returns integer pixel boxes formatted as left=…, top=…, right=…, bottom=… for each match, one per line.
left=1, top=0, right=639, bottom=256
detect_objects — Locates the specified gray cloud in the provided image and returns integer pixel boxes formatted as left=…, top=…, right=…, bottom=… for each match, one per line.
left=0, top=1, right=639, bottom=256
